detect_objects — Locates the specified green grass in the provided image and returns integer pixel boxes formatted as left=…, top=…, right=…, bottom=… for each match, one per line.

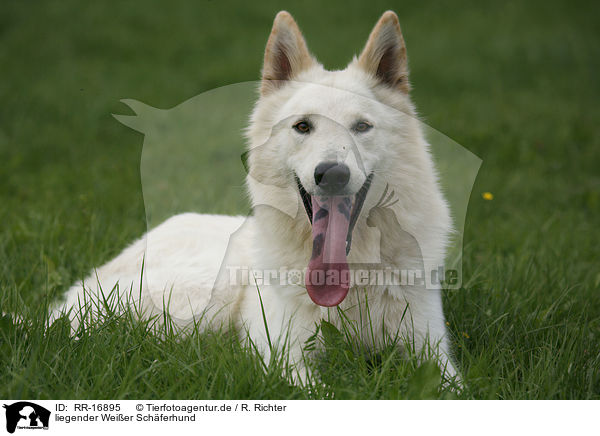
left=1, top=0, right=599, bottom=399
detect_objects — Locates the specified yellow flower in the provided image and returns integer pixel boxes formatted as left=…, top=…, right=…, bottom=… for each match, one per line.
left=462, top=332, right=470, bottom=339
left=482, top=192, right=494, bottom=200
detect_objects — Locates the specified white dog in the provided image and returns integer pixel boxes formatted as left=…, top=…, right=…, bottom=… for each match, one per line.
left=55, top=11, right=458, bottom=381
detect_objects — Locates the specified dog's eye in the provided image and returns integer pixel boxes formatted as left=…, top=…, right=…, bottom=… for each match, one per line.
left=293, top=121, right=311, bottom=134
left=353, top=121, right=373, bottom=133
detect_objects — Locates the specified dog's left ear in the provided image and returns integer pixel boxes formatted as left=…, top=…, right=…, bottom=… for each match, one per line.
left=358, top=11, right=410, bottom=93
left=261, top=11, right=316, bottom=95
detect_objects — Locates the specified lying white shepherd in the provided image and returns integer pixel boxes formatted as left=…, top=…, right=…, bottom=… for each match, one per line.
left=55, top=11, right=459, bottom=382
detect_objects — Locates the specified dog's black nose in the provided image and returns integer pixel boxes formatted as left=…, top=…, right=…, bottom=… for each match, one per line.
left=314, top=161, right=350, bottom=193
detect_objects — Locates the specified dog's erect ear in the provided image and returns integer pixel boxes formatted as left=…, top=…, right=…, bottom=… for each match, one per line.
left=358, top=11, right=409, bottom=93
left=261, top=11, right=316, bottom=95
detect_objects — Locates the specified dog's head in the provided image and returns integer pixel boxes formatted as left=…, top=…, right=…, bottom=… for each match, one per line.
left=246, top=11, right=447, bottom=306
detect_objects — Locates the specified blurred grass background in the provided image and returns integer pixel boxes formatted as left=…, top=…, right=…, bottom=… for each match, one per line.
left=0, top=0, right=598, bottom=398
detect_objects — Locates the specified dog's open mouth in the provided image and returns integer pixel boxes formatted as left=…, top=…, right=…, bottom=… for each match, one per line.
left=295, top=173, right=373, bottom=307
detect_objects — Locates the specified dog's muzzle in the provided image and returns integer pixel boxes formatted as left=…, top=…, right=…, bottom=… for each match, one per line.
left=295, top=172, right=373, bottom=255
left=294, top=172, right=373, bottom=307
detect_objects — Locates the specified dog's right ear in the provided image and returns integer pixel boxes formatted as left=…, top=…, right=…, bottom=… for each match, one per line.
left=261, top=11, right=316, bottom=95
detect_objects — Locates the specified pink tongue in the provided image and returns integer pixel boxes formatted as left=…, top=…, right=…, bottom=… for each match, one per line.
left=305, top=196, right=352, bottom=306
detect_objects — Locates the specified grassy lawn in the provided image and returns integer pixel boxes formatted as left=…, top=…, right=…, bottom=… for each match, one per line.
left=1, top=0, right=599, bottom=399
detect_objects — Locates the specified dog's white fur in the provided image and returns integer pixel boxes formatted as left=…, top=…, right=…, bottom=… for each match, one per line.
left=55, top=11, right=458, bottom=380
